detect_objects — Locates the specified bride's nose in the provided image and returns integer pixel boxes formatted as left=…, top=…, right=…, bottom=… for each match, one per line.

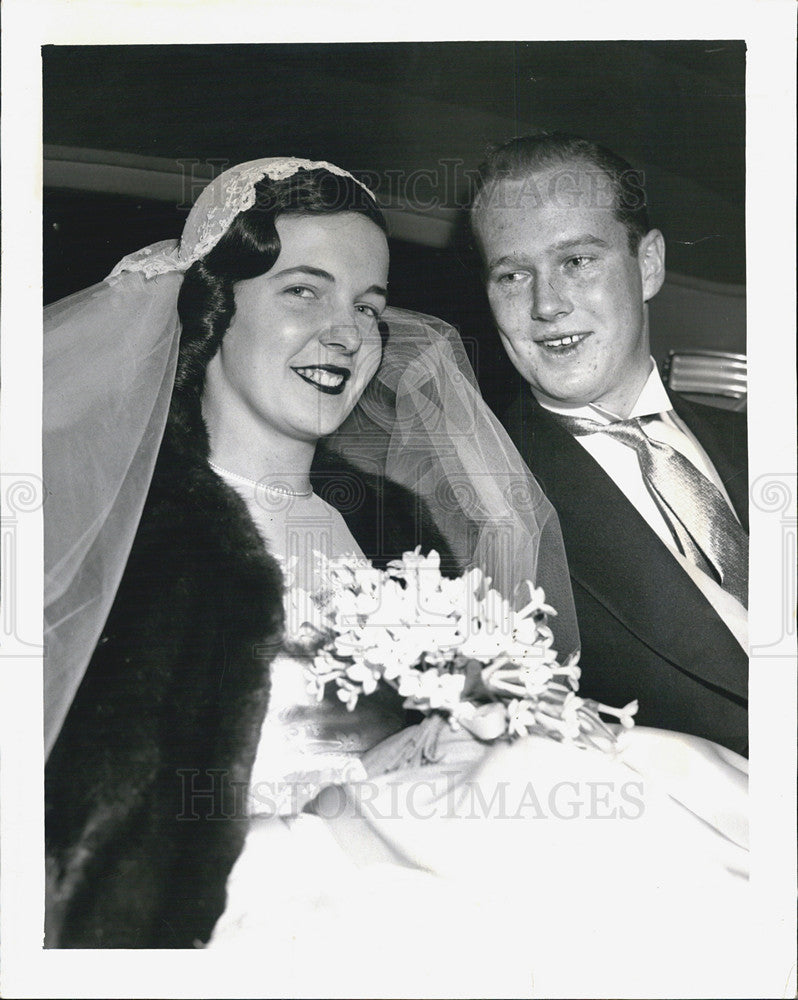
left=319, top=308, right=362, bottom=355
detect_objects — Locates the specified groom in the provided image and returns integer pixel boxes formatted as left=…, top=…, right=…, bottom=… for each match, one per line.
left=470, top=132, right=748, bottom=754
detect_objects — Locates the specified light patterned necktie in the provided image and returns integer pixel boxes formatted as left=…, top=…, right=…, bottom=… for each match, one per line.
left=551, top=412, right=748, bottom=607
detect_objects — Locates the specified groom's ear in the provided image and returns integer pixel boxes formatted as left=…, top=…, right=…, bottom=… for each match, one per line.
left=638, top=229, right=666, bottom=302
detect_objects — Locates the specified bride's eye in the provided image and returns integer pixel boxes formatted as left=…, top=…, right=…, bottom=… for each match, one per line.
left=285, top=285, right=316, bottom=300
left=355, top=303, right=380, bottom=320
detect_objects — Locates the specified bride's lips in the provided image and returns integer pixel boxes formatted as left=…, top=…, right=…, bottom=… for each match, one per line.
left=292, top=364, right=352, bottom=396
left=536, top=331, right=592, bottom=355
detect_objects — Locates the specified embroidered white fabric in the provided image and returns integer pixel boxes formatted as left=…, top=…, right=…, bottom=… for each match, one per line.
left=108, top=157, right=376, bottom=278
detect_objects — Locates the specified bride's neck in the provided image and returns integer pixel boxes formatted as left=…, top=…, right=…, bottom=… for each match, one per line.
left=201, top=368, right=316, bottom=486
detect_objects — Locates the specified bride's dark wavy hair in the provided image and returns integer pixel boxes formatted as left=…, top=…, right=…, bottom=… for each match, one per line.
left=174, top=168, right=387, bottom=402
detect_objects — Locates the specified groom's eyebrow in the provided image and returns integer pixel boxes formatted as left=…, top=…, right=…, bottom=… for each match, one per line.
left=553, top=235, right=611, bottom=251
left=487, top=235, right=612, bottom=271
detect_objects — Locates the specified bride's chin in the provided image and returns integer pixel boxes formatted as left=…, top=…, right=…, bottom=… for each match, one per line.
left=297, top=420, right=348, bottom=445
left=318, top=400, right=361, bottom=435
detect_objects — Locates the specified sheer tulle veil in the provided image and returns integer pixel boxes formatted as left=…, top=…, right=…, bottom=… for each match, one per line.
left=43, top=157, right=579, bottom=756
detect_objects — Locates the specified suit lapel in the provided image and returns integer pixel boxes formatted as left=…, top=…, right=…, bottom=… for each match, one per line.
left=504, top=390, right=747, bottom=701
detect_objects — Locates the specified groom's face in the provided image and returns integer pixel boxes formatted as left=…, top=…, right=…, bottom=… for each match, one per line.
left=473, top=162, right=664, bottom=416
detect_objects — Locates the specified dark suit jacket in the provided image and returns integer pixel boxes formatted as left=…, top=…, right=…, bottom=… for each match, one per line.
left=503, top=388, right=748, bottom=755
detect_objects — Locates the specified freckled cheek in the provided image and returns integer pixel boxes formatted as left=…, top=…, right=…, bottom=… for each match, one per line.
left=571, top=285, right=604, bottom=317
left=490, top=295, right=528, bottom=341
left=495, top=331, right=528, bottom=370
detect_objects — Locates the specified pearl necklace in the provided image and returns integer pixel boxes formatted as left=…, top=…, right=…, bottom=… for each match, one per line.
left=209, top=461, right=313, bottom=498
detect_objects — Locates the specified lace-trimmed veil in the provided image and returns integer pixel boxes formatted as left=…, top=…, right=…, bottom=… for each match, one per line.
left=43, top=157, right=579, bottom=757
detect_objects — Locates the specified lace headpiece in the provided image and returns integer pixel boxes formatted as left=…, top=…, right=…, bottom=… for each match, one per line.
left=108, top=157, right=377, bottom=279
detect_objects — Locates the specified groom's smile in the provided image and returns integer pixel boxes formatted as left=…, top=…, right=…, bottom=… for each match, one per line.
left=536, top=331, right=593, bottom=354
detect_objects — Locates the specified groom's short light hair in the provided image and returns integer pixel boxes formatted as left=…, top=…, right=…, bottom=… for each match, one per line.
left=471, top=131, right=651, bottom=255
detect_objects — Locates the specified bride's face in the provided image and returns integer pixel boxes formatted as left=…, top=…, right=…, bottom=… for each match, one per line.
left=215, top=212, right=389, bottom=444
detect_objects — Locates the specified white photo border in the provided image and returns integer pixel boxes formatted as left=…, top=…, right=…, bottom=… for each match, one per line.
left=1, top=2, right=795, bottom=997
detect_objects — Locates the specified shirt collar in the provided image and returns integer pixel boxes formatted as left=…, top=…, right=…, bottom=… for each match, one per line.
left=532, top=358, right=672, bottom=424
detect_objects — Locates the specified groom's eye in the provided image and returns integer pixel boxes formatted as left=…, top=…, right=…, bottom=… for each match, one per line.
left=563, top=256, right=595, bottom=271
left=495, top=271, right=526, bottom=285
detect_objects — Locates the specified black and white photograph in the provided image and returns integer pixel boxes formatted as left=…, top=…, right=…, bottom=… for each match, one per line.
left=1, top=1, right=795, bottom=997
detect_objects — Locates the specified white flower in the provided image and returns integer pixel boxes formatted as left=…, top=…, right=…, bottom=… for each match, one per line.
left=532, top=710, right=571, bottom=737
left=551, top=692, right=582, bottom=740
left=401, top=670, right=466, bottom=713
left=345, top=661, right=379, bottom=695
left=516, top=581, right=557, bottom=618
left=396, top=671, right=421, bottom=700
left=305, top=674, right=326, bottom=702
left=387, top=546, right=441, bottom=574
left=483, top=657, right=555, bottom=699
left=454, top=701, right=508, bottom=740
left=506, top=699, right=536, bottom=738
left=596, top=699, right=639, bottom=729
left=336, top=681, right=360, bottom=712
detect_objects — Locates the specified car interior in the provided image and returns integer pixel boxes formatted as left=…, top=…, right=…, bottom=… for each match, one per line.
left=43, top=40, right=746, bottom=416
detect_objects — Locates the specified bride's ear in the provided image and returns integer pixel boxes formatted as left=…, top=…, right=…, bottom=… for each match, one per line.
left=639, top=229, right=665, bottom=302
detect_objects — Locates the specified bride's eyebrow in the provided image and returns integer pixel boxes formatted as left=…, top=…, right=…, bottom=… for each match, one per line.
left=272, top=265, right=334, bottom=282
left=273, top=266, right=387, bottom=300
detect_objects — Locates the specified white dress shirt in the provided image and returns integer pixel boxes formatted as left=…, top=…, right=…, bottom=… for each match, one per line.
left=535, top=363, right=748, bottom=651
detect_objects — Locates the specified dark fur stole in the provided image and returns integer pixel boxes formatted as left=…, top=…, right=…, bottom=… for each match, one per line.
left=45, top=417, right=454, bottom=948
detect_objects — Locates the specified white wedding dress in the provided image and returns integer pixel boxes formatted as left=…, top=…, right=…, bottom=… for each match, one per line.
left=207, top=473, right=754, bottom=998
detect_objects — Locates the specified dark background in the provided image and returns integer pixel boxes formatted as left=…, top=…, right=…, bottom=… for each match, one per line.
left=43, top=41, right=746, bottom=412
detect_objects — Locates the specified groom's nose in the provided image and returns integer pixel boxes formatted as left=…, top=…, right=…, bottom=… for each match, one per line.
left=529, top=273, right=572, bottom=322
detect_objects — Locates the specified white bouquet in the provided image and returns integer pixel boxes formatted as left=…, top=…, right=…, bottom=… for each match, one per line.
left=287, top=549, right=637, bottom=752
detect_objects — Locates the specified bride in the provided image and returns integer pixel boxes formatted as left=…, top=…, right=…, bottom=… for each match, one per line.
left=44, top=157, right=751, bottom=993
